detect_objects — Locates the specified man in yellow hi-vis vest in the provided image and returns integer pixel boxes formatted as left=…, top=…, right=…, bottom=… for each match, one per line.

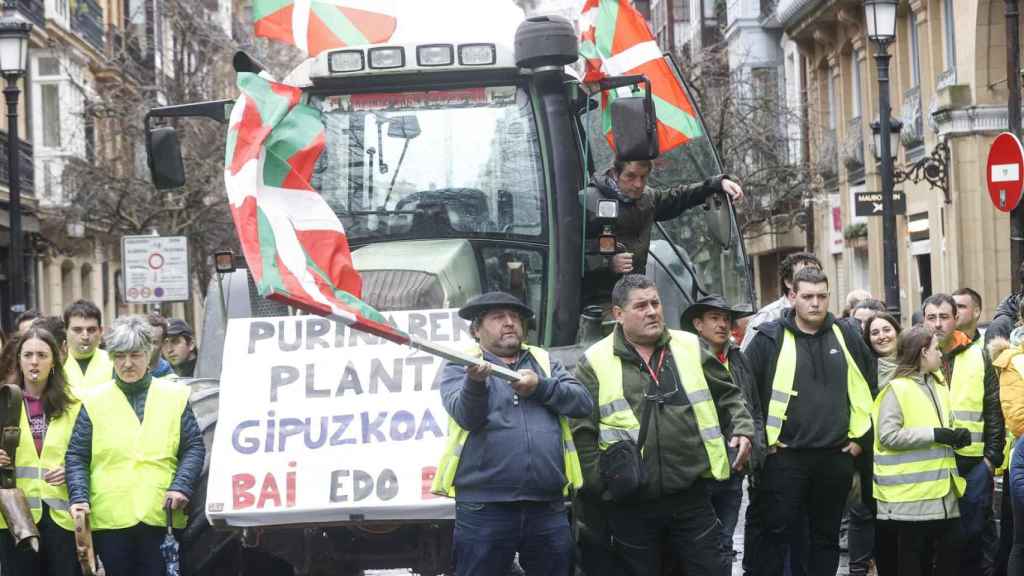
left=572, top=275, right=753, bottom=576
left=435, top=292, right=593, bottom=576
left=924, top=292, right=1005, bottom=575
left=66, top=316, right=205, bottom=576
left=743, top=267, right=878, bottom=576
left=62, top=300, right=113, bottom=391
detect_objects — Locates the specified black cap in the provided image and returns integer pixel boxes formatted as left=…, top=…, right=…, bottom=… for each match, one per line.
left=681, top=294, right=753, bottom=332
left=458, top=292, right=535, bottom=321
left=165, top=318, right=194, bottom=338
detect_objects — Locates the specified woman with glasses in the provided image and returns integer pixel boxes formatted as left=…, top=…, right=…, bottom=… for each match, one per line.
left=873, top=325, right=969, bottom=576
left=65, top=316, right=204, bottom=575
left=0, top=327, right=80, bottom=575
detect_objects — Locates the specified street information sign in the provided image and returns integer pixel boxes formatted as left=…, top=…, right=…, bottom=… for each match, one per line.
left=987, top=132, right=1024, bottom=213
left=121, top=235, right=191, bottom=303
left=854, top=191, right=906, bottom=217
left=206, top=311, right=469, bottom=525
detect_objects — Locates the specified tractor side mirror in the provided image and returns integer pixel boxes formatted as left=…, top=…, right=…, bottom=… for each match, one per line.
left=147, top=126, right=186, bottom=190
left=610, top=95, right=659, bottom=162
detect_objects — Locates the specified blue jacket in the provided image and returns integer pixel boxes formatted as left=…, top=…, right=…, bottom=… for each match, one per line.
left=1011, top=438, right=1024, bottom=514
left=439, top=347, right=594, bottom=503
left=65, top=373, right=206, bottom=505
left=151, top=357, right=174, bottom=378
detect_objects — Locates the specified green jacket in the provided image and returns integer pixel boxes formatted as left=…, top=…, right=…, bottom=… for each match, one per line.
left=571, top=326, right=754, bottom=501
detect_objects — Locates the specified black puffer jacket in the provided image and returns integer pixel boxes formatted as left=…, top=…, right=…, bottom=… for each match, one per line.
left=700, top=339, right=767, bottom=472
left=65, top=374, right=206, bottom=505
left=987, top=293, right=1020, bottom=345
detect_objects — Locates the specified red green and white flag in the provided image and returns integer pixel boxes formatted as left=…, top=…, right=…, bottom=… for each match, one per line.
left=252, top=0, right=397, bottom=57
left=578, top=0, right=703, bottom=155
left=224, top=71, right=409, bottom=344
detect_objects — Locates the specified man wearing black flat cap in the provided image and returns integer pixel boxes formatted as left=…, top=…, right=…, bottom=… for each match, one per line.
left=432, top=292, right=594, bottom=576
left=682, top=294, right=764, bottom=562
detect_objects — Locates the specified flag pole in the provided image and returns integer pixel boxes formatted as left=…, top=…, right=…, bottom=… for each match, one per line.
left=406, top=336, right=523, bottom=382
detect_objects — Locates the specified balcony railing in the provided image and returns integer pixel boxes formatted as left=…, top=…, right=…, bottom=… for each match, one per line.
left=72, top=0, right=105, bottom=52
left=0, top=132, right=34, bottom=196
left=18, top=0, right=44, bottom=28
left=106, top=25, right=154, bottom=85
left=842, top=116, right=865, bottom=173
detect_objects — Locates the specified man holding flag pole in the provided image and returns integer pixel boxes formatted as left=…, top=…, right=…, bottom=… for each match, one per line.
left=432, top=292, right=593, bottom=575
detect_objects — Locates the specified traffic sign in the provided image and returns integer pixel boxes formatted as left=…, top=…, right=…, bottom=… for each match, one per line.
left=987, top=132, right=1024, bottom=212
left=854, top=191, right=906, bottom=217
left=121, top=235, right=191, bottom=304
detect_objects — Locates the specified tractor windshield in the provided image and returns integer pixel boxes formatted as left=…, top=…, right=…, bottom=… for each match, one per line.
left=309, top=85, right=545, bottom=244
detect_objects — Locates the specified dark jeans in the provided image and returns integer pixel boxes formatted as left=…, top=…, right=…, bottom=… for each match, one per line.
left=744, top=475, right=807, bottom=576
left=743, top=479, right=760, bottom=576
left=990, top=469, right=1012, bottom=576
left=874, top=519, right=898, bottom=576
left=958, top=457, right=995, bottom=575
left=754, top=447, right=854, bottom=576
left=709, top=474, right=743, bottom=555
left=576, top=496, right=615, bottom=576
left=93, top=523, right=169, bottom=576
left=0, top=505, right=81, bottom=576
left=606, top=481, right=729, bottom=576
left=1010, top=440, right=1024, bottom=576
left=848, top=494, right=876, bottom=575
left=880, top=519, right=962, bottom=576
left=453, top=500, right=572, bottom=576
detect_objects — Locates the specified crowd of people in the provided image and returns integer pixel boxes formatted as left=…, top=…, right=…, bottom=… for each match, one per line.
left=437, top=248, right=1024, bottom=576
left=0, top=300, right=203, bottom=575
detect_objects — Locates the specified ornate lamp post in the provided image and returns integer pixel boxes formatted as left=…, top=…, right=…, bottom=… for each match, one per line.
left=864, top=0, right=901, bottom=320
left=0, top=5, right=31, bottom=326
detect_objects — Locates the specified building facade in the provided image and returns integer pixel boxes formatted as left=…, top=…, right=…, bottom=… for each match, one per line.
left=21, top=0, right=231, bottom=333
left=774, top=0, right=1013, bottom=321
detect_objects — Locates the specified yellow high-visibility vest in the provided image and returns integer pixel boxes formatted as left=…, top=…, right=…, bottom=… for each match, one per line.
left=432, top=345, right=583, bottom=498
left=766, top=324, right=873, bottom=447
left=950, top=339, right=987, bottom=458
left=63, top=350, right=114, bottom=392
left=873, top=375, right=965, bottom=502
left=0, top=400, right=81, bottom=531
left=584, top=330, right=730, bottom=481
left=83, top=377, right=190, bottom=530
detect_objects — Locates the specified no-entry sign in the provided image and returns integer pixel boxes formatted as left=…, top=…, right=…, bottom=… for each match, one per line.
left=987, top=132, right=1024, bottom=212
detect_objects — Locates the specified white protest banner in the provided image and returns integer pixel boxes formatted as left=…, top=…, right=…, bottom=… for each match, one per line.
left=206, top=309, right=472, bottom=526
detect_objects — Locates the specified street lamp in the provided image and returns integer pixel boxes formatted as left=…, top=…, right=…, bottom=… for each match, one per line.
left=864, top=0, right=901, bottom=321
left=870, top=117, right=903, bottom=161
left=0, top=5, right=31, bottom=327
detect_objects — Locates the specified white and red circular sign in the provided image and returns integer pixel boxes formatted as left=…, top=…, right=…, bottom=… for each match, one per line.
left=987, top=132, right=1024, bottom=213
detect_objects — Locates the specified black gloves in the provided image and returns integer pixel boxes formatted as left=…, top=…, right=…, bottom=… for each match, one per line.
left=933, top=428, right=972, bottom=449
